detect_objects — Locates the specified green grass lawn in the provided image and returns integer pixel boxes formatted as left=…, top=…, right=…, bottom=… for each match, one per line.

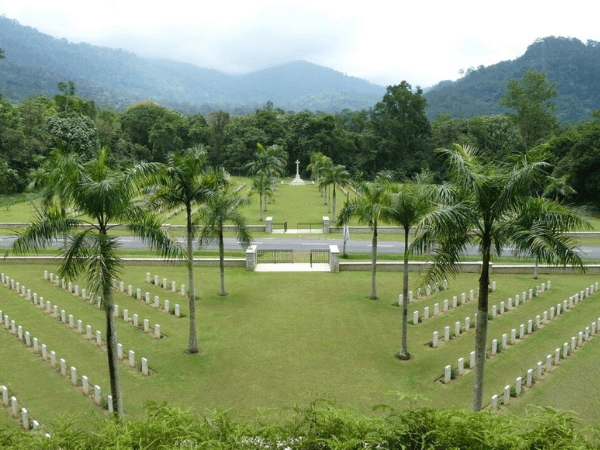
left=2, top=263, right=600, bottom=431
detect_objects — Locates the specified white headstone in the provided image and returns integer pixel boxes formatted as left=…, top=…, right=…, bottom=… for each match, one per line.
left=432, top=331, right=438, bottom=347
left=117, top=343, right=123, bottom=359
left=181, top=285, right=186, bottom=296
left=50, top=351, right=56, bottom=368
left=155, top=324, right=161, bottom=338
left=142, top=357, right=149, bottom=376
left=527, top=320, right=533, bottom=334
left=461, top=292, right=466, bottom=304
left=144, top=319, right=149, bottom=332
left=469, top=290, right=474, bottom=301
left=82, top=375, right=89, bottom=394
left=491, top=339, right=497, bottom=355
left=526, top=369, right=533, bottom=387
left=136, top=288, right=141, bottom=300
left=175, top=304, right=180, bottom=317
left=452, top=296, right=457, bottom=308
left=537, top=361, right=543, bottom=379
left=501, top=333, right=507, bottom=350
left=444, top=365, right=451, bottom=384
left=1, top=386, right=8, bottom=406
left=500, top=302, right=505, bottom=315
left=492, top=305, right=497, bottom=318
left=11, top=396, right=18, bottom=416
left=60, top=358, right=67, bottom=376
left=504, top=385, right=510, bottom=406
left=114, top=305, right=119, bottom=317
left=519, top=324, right=525, bottom=339
left=96, top=330, right=102, bottom=346
left=546, top=354, right=553, bottom=370
left=516, top=377, right=522, bottom=396
left=154, top=275, right=158, bottom=285
left=145, top=292, right=150, bottom=303
left=128, top=350, right=135, bottom=367
left=443, top=299, right=448, bottom=312
left=465, top=317, right=470, bottom=331
left=470, top=351, right=475, bottom=368
left=133, top=314, right=139, bottom=327
left=147, top=272, right=151, bottom=283
left=163, top=278, right=168, bottom=289
left=77, top=320, right=83, bottom=333
left=398, top=294, right=403, bottom=306
left=108, top=395, right=113, bottom=413
left=70, top=366, right=77, bottom=385
left=423, top=307, right=429, bottom=320
left=42, top=344, right=48, bottom=359
left=458, top=357, right=464, bottom=375
left=128, top=285, right=133, bottom=296
left=94, top=385, right=102, bottom=404
left=444, top=326, right=450, bottom=342
left=124, top=309, right=129, bottom=322
left=454, top=321, right=460, bottom=337
left=164, top=300, right=170, bottom=313
left=172, top=281, right=176, bottom=293
left=413, top=311, right=419, bottom=325
left=563, top=342, right=569, bottom=359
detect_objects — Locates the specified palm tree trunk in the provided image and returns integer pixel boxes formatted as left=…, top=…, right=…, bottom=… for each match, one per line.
left=219, top=226, right=226, bottom=296
left=332, top=184, right=337, bottom=223
left=399, top=226, right=410, bottom=359
left=533, top=257, right=539, bottom=279
left=472, top=233, right=491, bottom=411
left=103, top=274, right=123, bottom=417
left=370, top=220, right=378, bottom=300
left=259, top=195, right=263, bottom=221
left=186, top=204, right=199, bottom=354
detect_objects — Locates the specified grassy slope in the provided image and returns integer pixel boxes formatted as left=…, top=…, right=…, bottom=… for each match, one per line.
left=1, top=264, right=600, bottom=431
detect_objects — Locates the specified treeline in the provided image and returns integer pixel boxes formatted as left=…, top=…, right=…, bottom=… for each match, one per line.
left=1, top=401, right=599, bottom=449
left=2, top=73, right=600, bottom=205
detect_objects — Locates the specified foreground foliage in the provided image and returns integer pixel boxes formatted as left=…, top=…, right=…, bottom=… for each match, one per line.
left=1, top=402, right=598, bottom=449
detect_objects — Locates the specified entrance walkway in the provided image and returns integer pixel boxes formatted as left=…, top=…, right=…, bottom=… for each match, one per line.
left=255, top=263, right=330, bottom=272
left=272, top=229, right=323, bottom=234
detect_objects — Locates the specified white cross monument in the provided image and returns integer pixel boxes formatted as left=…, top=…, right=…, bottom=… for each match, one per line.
left=290, top=159, right=306, bottom=185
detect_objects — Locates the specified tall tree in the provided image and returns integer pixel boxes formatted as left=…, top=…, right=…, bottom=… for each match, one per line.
left=338, top=172, right=392, bottom=300
left=250, top=173, right=272, bottom=221
left=371, top=81, right=432, bottom=177
left=383, top=171, right=435, bottom=360
left=8, top=148, right=181, bottom=417
left=319, top=163, right=350, bottom=223
left=141, top=146, right=225, bottom=354
left=500, top=68, right=558, bottom=149
left=197, top=179, right=252, bottom=296
left=414, top=144, right=588, bottom=411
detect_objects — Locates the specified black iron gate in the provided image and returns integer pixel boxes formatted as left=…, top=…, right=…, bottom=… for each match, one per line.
left=297, top=222, right=321, bottom=232
left=257, top=249, right=293, bottom=264
left=309, top=249, right=330, bottom=267
left=273, top=222, right=288, bottom=232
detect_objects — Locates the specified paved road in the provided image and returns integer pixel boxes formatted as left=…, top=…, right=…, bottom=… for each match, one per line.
left=2, top=235, right=600, bottom=259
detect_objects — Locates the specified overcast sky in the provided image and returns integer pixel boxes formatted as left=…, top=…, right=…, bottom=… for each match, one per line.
left=3, top=1, right=599, bottom=88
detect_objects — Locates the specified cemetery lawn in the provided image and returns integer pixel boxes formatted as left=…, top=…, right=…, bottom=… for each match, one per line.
left=2, top=264, right=600, bottom=430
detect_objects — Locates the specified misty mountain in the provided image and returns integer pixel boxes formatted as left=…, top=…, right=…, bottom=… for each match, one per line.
left=424, top=36, right=600, bottom=123
left=0, top=16, right=385, bottom=114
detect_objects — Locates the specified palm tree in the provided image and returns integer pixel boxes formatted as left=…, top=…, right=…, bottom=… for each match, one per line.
left=414, top=144, right=588, bottom=411
left=338, top=172, right=392, bottom=300
left=319, top=163, right=350, bottom=223
left=8, top=148, right=181, bottom=417
left=197, top=178, right=252, bottom=296
left=383, top=171, right=435, bottom=360
left=140, top=145, right=225, bottom=354
left=250, top=173, right=273, bottom=221
left=246, top=143, right=287, bottom=215
left=308, top=152, right=331, bottom=203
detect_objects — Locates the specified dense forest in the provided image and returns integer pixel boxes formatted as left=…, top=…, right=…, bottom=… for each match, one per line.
left=425, top=36, right=600, bottom=122
left=1, top=55, right=600, bottom=207
left=0, top=16, right=385, bottom=114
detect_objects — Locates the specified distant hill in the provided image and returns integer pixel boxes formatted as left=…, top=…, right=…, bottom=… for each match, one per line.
left=424, top=36, right=600, bottom=123
left=0, top=16, right=385, bottom=114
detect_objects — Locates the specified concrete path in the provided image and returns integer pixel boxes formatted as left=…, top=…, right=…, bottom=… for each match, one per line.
left=255, top=263, right=330, bottom=272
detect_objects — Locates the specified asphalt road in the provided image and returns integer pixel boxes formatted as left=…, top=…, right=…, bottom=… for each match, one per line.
left=2, top=235, right=600, bottom=259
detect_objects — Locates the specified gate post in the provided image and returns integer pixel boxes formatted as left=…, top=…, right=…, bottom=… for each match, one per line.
left=265, top=217, right=273, bottom=234
left=329, top=245, right=339, bottom=273
left=246, top=245, right=257, bottom=271
left=323, top=216, right=330, bottom=234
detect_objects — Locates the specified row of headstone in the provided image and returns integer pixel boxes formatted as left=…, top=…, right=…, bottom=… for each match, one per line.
left=491, top=318, right=598, bottom=410
left=42, top=270, right=166, bottom=335
left=0, top=308, right=111, bottom=414
left=5, top=273, right=149, bottom=376
left=445, top=280, right=598, bottom=382
left=489, top=281, right=551, bottom=321
left=412, top=286, right=482, bottom=326
left=1, top=385, right=42, bottom=432
left=432, top=316, right=474, bottom=347
left=164, top=206, right=184, bottom=220
left=117, top=278, right=181, bottom=317
left=398, top=280, right=449, bottom=306
left=145, top=272, right=186, bottom=298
